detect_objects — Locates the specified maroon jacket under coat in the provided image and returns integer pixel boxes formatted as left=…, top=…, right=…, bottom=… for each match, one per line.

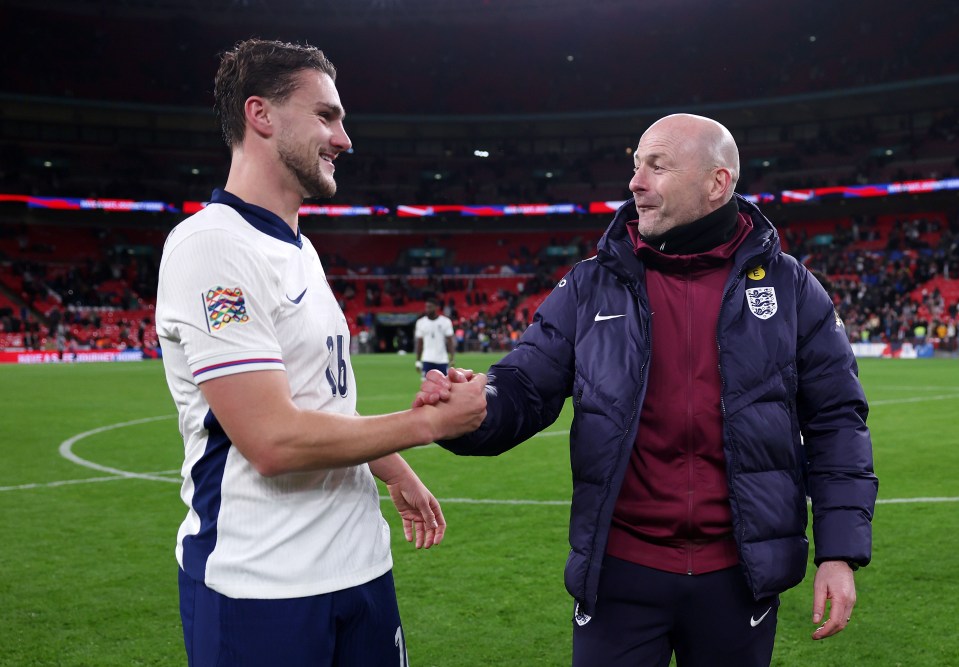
left=606, top=213, right=753, bottom=575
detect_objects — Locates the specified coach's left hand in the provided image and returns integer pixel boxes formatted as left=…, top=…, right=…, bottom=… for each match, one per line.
left=811, top=560, right=857, bottom=640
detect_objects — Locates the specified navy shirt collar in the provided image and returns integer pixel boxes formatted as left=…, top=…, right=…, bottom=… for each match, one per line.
left=210, top=188, right=303, bottom=249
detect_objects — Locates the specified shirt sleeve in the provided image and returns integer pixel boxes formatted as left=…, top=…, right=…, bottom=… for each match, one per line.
left=157, top=228, right=286, bottom=383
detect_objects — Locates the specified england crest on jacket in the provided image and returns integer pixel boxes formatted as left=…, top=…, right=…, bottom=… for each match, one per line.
left=746, top=286, right=778, bottom=320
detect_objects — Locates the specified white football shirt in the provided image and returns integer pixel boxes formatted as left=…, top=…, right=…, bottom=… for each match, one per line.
left=415, top=314, right=454, bottom=364
left=156, top=189, right=391, bottom=599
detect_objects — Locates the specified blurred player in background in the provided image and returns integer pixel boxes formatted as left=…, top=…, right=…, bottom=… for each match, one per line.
left=156, top=38, right=486, bottom=666
left=419, top=114, right=877, bottom=666
left=414, top=296, right=455, bottom=377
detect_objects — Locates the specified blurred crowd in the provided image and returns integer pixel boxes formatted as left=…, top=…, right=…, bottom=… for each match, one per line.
left=1, top=209, right=958, bottom=355
left=0, top=252, right=158, bottom=353
left=790, top=213, right=959, bottom=351
left=2, top=0, right=959, bottom=356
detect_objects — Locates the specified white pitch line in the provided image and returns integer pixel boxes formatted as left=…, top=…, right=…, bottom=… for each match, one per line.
left=58, top=415, right=180, bottom=483
left=869, top=393, right=959, bottom=406
left=410, top=429, right=570, bottom=450
left=875, top=496, right=959, bottom=504
left=3, top=473, right=956, bottom=509
left=0, top=470, right=180, bottom=492
left=423, top=497, right=569, bottom=506
left=876, top=385, right=959, bottom=392
left=532, top=430, right=569, bottom=439
left=33, top=393, right=957, bottom=502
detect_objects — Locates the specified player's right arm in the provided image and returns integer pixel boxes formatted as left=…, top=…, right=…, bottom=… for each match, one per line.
left=199, top=369, right=486, bottom=476
left=158, top=224, right=486, bottom=476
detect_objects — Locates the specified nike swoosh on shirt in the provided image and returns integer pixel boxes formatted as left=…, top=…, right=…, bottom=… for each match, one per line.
left=750, top=607, right=772, bottom=627
left=594, top=312, right=626, bottom=322
left=286, top=288, right=308, bottom=304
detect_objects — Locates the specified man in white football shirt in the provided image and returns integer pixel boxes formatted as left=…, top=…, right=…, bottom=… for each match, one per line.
left=156, top=39, right=487, bottom=667
left=414, top=297, right=455, bottom=377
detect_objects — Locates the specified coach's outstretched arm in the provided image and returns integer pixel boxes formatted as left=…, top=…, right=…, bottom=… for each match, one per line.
left=200, top=368, right=487, bottom=476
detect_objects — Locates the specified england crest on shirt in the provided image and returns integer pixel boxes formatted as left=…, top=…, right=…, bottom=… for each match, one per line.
left=746, top=286, right=777, bottom=320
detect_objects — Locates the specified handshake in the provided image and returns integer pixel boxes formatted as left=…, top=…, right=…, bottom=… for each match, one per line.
left=411, top=367, right=488, bottom=441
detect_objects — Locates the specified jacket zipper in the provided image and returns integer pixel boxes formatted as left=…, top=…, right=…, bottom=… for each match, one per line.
left=718, top=269, right=744, bottom=576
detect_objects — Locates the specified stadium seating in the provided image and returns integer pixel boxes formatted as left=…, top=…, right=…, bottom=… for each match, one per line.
left=0, top=0, right=957, bottom=355
left=3, top=207, right=953, bottom=354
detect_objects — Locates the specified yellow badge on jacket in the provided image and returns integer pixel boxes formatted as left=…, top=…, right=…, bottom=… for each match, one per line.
left=747, top=267, right=766, bottom=280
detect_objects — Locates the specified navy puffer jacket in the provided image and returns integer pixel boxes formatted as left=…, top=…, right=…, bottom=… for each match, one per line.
left=441, top=195, right=878, bottom=614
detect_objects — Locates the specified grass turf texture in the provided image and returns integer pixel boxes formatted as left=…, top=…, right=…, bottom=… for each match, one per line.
left=0, top=355, right=956, bottom=666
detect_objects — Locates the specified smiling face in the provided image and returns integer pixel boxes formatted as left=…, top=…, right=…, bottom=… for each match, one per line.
left=628, top=114, right=739, bottom=240
left=273, top=69, right=352, bottom=199
left=629, top=118, right=716, bottom=239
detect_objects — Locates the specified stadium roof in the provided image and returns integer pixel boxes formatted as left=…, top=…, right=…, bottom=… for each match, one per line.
left=7, top=0, right=642, bottom=21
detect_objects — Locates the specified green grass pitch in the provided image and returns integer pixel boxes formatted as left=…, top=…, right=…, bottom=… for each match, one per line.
left=1, top=355, right=957, bottom=666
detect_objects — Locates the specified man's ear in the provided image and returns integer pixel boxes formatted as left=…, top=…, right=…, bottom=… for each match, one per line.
left=708, top=167, right=733, bottom=203
left=244, top=96, right=274, bottom=139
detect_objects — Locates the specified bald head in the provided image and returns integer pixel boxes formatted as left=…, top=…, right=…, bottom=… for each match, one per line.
left=629, top=113, right=741, bottom=238
left=645, top=114, right=740, bottom=196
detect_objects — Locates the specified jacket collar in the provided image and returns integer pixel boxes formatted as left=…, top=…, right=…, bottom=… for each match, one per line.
left=596, top=194, right=779, bottom=281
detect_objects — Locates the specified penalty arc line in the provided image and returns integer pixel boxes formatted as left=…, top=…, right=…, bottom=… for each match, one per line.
left=0, top=426, right=574, bottom=493
left=0, top=471, right=180, bottom=492
left=58, top=415, right=181, bottom=483
left=25, top=391, right=959, bottom=502
left=10, top=410, right=959, bottom=505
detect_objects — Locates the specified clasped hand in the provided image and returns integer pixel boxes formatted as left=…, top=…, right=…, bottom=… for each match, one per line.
left=412, top=368, right=487, bottom=441
left=413, top=368, right=475, bottom=408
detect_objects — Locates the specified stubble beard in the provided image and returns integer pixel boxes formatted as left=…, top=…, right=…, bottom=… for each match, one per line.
left=635, top=210, right=666, bottom=241
left=278, top=136, right=336, bottom=199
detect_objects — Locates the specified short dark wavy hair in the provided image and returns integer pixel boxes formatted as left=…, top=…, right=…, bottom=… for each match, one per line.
left=214, top=38, right=337, bottom=149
